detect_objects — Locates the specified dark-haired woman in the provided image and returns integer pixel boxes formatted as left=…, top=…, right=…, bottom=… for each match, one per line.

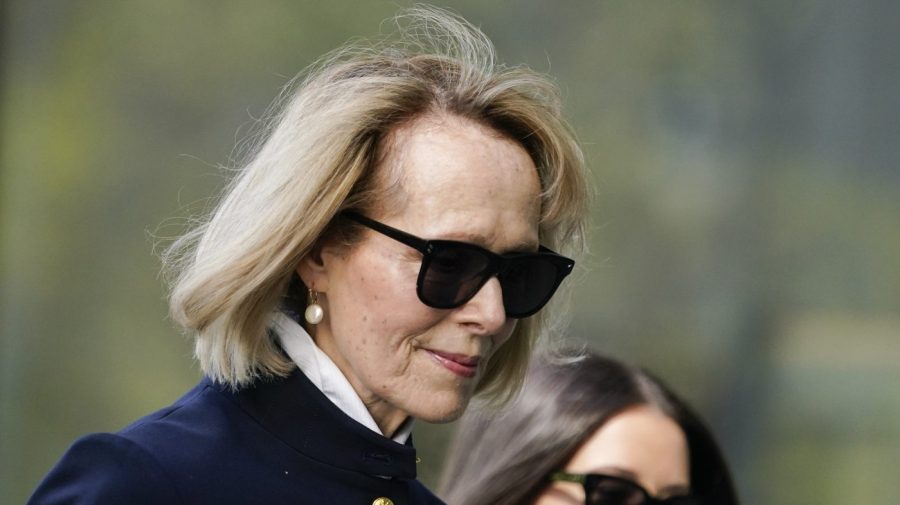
left=439, top=350, right=739, bottom=505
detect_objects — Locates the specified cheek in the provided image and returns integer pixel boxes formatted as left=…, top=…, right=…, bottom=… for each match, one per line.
left=329, top=259, right=440, bottom=352
left=353, top=248, right=421, bottom=307
left=331, top=254, right=411, bottom=322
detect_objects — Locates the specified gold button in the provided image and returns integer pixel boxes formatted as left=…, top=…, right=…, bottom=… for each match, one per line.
left=372, top=498, right=394, bottom=505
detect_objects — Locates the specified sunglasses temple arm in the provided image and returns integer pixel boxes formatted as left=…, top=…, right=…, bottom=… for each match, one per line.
left=548, top=471, right=586, bottom=485
left=343, top=212, right=430, bottom=252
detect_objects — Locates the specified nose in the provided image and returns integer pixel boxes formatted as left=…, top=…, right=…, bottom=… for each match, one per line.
left=458, top=276, right=507, bottom=334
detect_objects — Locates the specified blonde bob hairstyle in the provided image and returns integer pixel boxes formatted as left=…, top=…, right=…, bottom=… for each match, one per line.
left=164, top=6, right=589, bottom=401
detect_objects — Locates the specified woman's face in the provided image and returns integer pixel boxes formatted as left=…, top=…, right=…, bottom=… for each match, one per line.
left=300, top=114, right=541, bottom=433
left=535, top=405, right=691, bottom=504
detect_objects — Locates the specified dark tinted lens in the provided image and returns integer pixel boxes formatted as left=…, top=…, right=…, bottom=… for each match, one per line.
left=587, top=477, right=646, bottom=505
left=419, top=244, right=492, bottom=307
left=500, top=256, right=566, bottom=317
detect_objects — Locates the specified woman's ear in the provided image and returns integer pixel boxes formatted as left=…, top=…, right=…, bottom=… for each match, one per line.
left=296, top=243, right=330, bottom=293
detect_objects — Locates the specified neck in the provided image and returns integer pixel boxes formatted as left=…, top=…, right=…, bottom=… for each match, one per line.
left=309, top=324, right=410, bottom=438
left=363, top=398, right=410, bottom=438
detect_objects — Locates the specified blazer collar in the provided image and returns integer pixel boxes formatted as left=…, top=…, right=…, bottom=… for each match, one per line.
left=209, top=369, right=419, bottom=479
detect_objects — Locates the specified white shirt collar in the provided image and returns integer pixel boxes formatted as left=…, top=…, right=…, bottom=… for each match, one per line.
left=271, top=312, right=413, bottom=445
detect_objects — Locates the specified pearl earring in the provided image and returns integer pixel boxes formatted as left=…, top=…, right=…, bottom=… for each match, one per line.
left=304, top=289, right=324, bottom=325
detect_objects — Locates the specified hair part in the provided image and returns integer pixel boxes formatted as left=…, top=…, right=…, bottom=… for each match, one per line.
left=162, top=5, right=589, bottom=399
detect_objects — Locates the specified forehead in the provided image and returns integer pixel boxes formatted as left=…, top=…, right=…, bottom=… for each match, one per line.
left=375, top=113, right=542, bottom=248
left=568, top=405, right=690, bottom=494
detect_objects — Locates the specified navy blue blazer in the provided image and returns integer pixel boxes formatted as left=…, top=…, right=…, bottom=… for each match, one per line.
left=28, top=368, right=445, bottom=505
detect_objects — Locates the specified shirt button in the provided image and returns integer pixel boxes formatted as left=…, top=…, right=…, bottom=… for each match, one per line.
left=372, top=498, right=394, bottom=505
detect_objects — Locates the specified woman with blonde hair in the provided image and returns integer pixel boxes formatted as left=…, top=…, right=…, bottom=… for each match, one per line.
left=28, top=5, right=588, bottom=505
left=440, top=350, right=739, bottom=505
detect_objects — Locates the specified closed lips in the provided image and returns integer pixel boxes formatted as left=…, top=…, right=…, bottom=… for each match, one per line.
left=425, top=349, right=481, bottom=377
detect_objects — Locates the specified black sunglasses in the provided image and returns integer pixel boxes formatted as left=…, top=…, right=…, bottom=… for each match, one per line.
left=549, top=472, right=699, bottom=505
left=343, top=212, right=574, bottom=318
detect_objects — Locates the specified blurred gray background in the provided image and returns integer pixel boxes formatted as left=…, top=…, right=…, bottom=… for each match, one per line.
left=2, top=1, right=899, bottom=504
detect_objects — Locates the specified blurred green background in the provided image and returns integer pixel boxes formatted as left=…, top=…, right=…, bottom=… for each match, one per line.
left=2, top=1, right=899, bottom=504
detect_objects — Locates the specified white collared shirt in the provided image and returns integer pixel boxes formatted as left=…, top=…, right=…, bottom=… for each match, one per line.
left=271, top=312, right=413, bottom=445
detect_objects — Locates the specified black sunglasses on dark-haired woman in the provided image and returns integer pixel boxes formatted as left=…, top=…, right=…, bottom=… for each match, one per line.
left=343, top=212, right=574, bottom=318
left=549, top=472, right=700, bottom=505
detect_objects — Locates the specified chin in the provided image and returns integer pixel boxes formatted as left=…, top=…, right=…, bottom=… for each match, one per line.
left=414, top=408, right=466, bottom=424
left=408, top=393, right=471, bottom=424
